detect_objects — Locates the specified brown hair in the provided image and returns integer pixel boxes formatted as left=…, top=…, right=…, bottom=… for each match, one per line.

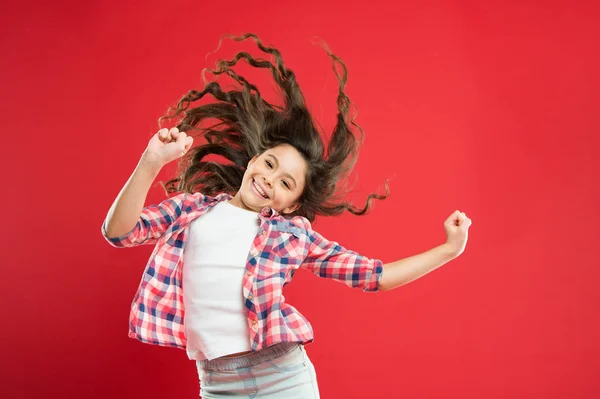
left=157, top=32, right=390, bottom=222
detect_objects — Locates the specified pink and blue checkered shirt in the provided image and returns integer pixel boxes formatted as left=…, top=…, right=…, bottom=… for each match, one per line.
left=101, top=192, right=383, bottom=352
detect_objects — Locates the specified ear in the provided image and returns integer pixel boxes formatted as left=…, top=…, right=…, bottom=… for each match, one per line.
left=282, top=202, right=301, bottom=215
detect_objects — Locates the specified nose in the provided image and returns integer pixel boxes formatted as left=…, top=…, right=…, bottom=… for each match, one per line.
left=262, top=177, right=272, bottom=188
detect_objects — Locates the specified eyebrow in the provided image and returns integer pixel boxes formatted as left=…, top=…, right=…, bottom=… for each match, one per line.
left=266, top=154, right=297, bottom=188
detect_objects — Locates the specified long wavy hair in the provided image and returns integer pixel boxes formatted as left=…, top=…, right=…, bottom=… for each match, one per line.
left=157, top=32, right=390, bottom=223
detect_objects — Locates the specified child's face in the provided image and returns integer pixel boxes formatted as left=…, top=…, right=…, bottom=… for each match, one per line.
left=234, top=143, right=307, bottom=215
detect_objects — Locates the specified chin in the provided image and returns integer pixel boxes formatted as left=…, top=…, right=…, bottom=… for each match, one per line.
left=242, top=194, right=267, bottom=211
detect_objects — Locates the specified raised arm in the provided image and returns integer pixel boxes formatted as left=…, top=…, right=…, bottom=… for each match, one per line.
left=102, top=153, right=163, bottom=241
left=378, top=210, right=472, bottom=291
left=101, top=127, right=194, bottom=247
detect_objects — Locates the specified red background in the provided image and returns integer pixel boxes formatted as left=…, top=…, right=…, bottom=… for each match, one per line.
left=1, top=0, right=598, bottom=398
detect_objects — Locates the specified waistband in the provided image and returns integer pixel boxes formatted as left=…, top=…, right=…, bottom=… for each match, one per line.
left=197, top=342, right=301, bottom=372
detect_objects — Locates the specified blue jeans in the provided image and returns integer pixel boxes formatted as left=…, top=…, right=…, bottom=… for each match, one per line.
left=196, top=342, right=320, bottom=398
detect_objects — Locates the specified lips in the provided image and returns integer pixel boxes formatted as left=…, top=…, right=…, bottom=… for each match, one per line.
left=251, top=178, right=269, bottom=199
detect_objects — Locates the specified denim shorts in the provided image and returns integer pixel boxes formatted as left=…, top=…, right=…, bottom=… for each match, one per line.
left=195, top=342, right=320, bottom=398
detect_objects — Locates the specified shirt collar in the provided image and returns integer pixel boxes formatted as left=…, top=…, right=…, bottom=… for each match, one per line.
left=211, top=192, right=279, bottom=218
left=260, top=206, right=279, bottom=218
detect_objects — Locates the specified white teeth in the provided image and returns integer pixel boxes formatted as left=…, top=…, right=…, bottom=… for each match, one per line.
left=253, top=179, right=268, bottom=198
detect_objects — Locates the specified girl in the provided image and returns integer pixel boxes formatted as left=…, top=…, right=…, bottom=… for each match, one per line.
left=101, top=33, right=471, bottom=398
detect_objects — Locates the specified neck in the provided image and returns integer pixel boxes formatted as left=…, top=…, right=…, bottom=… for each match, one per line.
left=229, top=193, right=257, bottom=213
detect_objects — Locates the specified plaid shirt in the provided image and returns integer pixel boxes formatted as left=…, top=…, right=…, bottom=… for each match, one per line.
left=101, top=192, right=383, bottom=352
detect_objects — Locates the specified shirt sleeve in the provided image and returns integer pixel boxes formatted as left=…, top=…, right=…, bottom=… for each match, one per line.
left=101, top=192, right=191, bottom=248
left=301, top=227, right=384, bottom=292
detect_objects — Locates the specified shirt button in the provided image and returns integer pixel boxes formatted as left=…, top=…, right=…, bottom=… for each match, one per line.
left=248, top=294, right=253, bottom=300
left=246, top=270, right=252, bottom=276
left=251, top=249, right=258, bottom=257
left=262, top=230, right=267, bottom=236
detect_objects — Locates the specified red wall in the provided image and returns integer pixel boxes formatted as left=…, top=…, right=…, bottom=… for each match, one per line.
left=1, top=0, right=598, bottom=398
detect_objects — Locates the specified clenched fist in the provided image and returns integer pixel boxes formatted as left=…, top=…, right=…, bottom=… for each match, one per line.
left=143, top=127, right=194, bottom=167
left=444, top=210, right=472, bottom=257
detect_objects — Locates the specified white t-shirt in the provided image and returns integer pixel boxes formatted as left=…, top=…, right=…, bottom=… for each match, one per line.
left=182, top=200, right=260, bottom=361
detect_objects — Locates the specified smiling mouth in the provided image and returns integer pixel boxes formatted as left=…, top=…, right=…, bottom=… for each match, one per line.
left=251, top=178, right=269, bottom=199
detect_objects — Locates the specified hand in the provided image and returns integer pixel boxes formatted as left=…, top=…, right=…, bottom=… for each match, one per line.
left=143, top=127, right=194, bottom=167
left=444, top=210, right=472, bottom=257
